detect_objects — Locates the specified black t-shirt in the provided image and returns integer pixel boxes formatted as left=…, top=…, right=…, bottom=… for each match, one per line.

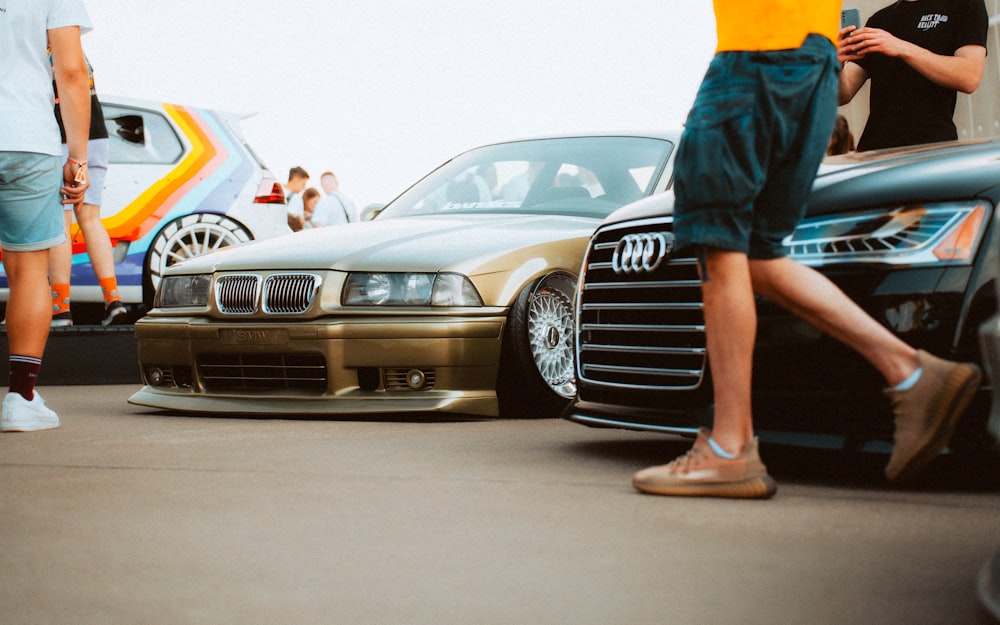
left=55, top=92, right=109, bottom=143
left=855, top=0, right=988, bottom=151
left=53, top=56, right=109, bottom=144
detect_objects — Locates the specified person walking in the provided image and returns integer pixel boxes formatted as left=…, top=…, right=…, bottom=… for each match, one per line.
left=631, top=0, right=981, bottom=498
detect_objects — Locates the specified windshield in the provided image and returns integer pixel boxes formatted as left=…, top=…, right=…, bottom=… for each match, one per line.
left=377, top=136, right=674, bottom=220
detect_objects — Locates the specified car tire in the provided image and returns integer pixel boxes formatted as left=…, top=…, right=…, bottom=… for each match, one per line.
left=497, top=272, right=577, bottom=419
left=145, top=213, right=252, bottom=303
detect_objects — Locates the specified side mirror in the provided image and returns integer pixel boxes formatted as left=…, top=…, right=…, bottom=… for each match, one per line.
left=360, top=203, right=386, bottom=221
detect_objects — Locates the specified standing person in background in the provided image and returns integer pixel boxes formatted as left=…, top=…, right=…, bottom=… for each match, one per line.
left=838, top=0, right=988, bottom=151
left=49, top=54, right=127, bottom=327
left=631, top=0, right=981, bottom=499
left=316, top=170, right=356, bottom=225
left=827, top=114, right=855, bottom=155
left=285, top=166, right=310, bottom=231
left=0, top=0, right=92, bottom=432
left=300, top=187, right=328, bottom=229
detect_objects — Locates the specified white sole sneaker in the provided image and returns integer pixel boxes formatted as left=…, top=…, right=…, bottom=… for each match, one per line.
left=102, top=302, right=127, bottom=326
left=1, top=391, right=60, bottom=432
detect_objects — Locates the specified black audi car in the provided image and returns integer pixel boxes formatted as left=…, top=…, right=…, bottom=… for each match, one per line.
left=565, top=139, right=1000, bottom=457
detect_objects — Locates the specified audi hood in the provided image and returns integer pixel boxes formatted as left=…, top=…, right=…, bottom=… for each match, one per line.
left=601, top=139, right=1000, bottom=230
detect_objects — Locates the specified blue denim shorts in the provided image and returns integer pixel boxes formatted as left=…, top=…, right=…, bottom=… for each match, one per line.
left=0, top=152, right=68, bottom=252
left=673, top=34, right=839, bottom=260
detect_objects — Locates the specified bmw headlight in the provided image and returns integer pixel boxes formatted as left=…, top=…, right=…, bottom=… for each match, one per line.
left=786, top=201, right=988, bottom=266
left=156, top=274, right=212, bottom=308
left=343, top=272, right=483, bottom=306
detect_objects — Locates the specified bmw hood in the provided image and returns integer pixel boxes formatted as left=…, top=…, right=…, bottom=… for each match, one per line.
left=165, top=214, right=601, bottom=277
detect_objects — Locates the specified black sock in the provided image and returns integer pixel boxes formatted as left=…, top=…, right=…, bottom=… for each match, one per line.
left=9, top=355, right=42, bottom=401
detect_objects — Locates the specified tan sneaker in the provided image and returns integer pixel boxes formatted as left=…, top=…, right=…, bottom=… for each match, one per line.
left=633, top=428, right=776, bottom=498
left=884, top=350, right=981, bottom=482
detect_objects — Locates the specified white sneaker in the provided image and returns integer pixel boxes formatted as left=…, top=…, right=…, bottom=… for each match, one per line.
left=1, top=391, right=60, bottom=432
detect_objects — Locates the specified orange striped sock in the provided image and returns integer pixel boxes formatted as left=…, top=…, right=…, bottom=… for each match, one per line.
left=99, top=277, right=121, bottom=305
left=51, top=283, right=71, bottom=315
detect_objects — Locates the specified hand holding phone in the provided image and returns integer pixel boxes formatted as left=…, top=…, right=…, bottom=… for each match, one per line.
left=841, top=8, right=861, bottom=32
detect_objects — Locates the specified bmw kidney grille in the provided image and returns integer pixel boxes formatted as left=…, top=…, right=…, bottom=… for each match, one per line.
left=216, top=273, right=321, bottom=315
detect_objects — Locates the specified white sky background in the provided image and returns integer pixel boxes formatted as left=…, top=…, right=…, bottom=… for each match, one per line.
left=81, top=1, right=717, bottom=209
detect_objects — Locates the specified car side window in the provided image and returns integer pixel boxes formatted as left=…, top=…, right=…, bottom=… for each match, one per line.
left=103, top=105, right=184, bottom=165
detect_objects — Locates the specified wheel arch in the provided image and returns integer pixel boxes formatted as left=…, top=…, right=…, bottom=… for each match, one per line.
left=495, top=269, right=579, bottom=418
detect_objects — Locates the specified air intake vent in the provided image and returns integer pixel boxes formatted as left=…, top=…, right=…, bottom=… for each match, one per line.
left=198, top=353, right=327, bottom=393
left=384, top=368, right=436, bottom=391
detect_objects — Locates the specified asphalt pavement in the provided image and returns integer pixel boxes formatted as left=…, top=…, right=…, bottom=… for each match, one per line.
left=1, top=384, right=998, bottom=625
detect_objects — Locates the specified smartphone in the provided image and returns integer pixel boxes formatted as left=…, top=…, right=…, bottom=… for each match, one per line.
left=841, top=8, right=861, bottom=31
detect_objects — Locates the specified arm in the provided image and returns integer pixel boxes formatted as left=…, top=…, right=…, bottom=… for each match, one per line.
left=836, top=26, right=869, bottom=106
left=846, top=27, right=986, bottom=94
left=47, top=25, right=91, bottom=204
left=901, top=43, right=986, bottom=94
left=838, top=62, right=869, bottom=106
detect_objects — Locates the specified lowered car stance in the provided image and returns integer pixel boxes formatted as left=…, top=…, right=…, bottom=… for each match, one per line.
left=129, top=133, right=678, bottom=418
left=567, top=139, right=1000, bottom=459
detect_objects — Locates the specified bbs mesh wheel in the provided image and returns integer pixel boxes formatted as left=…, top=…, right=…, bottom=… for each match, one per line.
left=497, top=272, right=577, bottom=418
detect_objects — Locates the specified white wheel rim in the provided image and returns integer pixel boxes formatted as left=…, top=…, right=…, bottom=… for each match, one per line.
left=527, top=283, right=576, bottom=398
left=149, top=216, right=249, bottom=291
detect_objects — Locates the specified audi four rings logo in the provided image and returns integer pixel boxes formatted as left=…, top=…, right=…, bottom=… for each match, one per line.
left=611, top=232, right=673, bottom=274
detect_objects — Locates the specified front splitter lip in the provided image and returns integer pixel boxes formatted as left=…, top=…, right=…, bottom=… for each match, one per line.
left=566, top=412, right=699, bottom=436
left=127, top=387, right=499, bottom=418
left=562, top=402, right=895, bottom=452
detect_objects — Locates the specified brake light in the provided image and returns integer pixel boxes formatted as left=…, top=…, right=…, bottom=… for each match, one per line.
left=254, top=180, right=287, bottom=204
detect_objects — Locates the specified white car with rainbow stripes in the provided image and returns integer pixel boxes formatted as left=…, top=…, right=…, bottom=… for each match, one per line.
left=0, top=96, right=289, bottom=316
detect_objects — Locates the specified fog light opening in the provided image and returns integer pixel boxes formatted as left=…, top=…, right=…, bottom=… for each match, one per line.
left=148, top=367, right=164, bottom=385
left=406, top=369, right=427, bottom=390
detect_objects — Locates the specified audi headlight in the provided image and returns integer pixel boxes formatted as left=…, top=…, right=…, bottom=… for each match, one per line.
left=786, top=201, right=988, bottom=266
left=156, top=274, right=212, bottom=308
left=343, top=272, right=483, bottom=306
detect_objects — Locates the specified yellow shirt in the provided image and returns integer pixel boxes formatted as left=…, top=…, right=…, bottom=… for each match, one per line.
left=714, top=0, right=841, bottom=52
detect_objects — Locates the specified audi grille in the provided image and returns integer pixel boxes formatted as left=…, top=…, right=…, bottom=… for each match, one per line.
left=576, top=217, right=706, bottom=404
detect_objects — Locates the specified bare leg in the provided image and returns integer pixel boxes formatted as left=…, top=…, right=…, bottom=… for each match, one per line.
left=47, top=211, right=73, bottom=285
left=749, top=256, right=919, bottom=387
left=700, top=249, right=757, bottom=455
left=696, top=253, right=922, bottom=456
left=74, top=203, right=116, bottom=280
left=4, top=250, right=52, bottom=358
left=632, top=247, right=776, bottom=498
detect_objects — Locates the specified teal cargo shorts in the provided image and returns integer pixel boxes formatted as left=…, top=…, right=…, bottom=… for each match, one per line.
left=672, top=34, right=839, bottom=260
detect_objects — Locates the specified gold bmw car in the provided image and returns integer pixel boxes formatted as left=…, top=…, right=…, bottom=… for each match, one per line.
left=129, top=133, right=678, bottom=418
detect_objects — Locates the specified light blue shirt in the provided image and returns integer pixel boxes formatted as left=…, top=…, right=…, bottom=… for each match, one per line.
left=316, top=192, right=356, bottom=225
left=0, top=0, right=92, bottom=155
